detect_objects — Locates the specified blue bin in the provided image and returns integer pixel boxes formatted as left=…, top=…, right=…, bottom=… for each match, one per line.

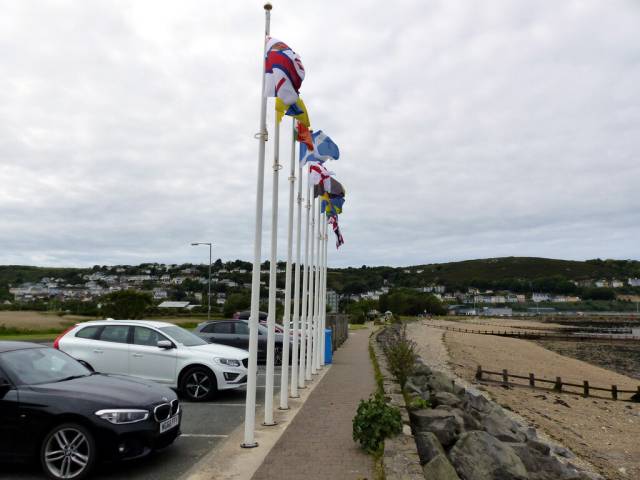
left=324, top=328, right=333, bottom=364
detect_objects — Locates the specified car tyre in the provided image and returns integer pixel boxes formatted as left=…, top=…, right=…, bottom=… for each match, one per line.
left=180, top=366, right=217, bottom=402
left=40, top=422, right=96, bottom=480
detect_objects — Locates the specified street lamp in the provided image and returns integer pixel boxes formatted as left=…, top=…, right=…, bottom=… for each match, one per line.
left=191, top=242, right=212, bottom=321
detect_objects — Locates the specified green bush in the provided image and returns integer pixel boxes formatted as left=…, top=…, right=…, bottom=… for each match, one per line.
left=352, top=393, right=402, bottom=454
left=383, top=324, right=417, bottom=388
left=408, top=396, right=430, bottom=410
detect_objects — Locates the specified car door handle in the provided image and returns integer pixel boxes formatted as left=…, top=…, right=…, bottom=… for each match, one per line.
left=132, top=353, right=143, bottom=358
left=93, top=349, right=104, bottom=354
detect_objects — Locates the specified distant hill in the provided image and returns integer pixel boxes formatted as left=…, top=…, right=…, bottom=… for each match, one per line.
left=409, top=257, right=640, bottom=283
left=325, top=257, right=640, bottom=294
left=1, top=257, right=639, bottom=300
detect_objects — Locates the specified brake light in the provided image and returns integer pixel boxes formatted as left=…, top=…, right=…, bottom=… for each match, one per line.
left=53, top=326, right=75, bottom=349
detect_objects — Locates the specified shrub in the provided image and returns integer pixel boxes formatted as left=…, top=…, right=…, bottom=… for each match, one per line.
left=382, top=324, right=417, bottom=388
left=408, top=396, right=430, bottom=410
left=352, top=393, right=402, bottom=454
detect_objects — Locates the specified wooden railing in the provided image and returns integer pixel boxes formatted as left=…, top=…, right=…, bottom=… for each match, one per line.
left=475, top=365, right=640, bottom=402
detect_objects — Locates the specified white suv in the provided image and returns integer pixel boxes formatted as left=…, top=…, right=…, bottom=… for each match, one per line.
left=55, top=320, right=249, bottom=401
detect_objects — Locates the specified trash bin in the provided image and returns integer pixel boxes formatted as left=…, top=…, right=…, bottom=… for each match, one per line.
left=324, top=328, right=333, bottom=364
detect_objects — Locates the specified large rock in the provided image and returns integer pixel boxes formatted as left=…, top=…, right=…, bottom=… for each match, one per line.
left=422, top=454, right=461, bottom=480
left=464, top=392, right=494, bottom=415
left=409, top=408, right=465, bottom=448
left=433, top=391, right=463, bottom=408
left=413, top=361, right=432, bottom=377
left=449, top=431, right=528, bottom=480
left=481, top=408, right=527, bottom=443
left=510, top=443, right=592, bottom=480
left=428, top=370, right=456, bottom=393
left=414, top=431, right=444, bottom=465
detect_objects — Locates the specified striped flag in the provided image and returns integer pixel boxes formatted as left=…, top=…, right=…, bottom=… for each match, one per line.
left=265, top=38, right=305, bottom=106
left=328, top=215, right=345, bottom=248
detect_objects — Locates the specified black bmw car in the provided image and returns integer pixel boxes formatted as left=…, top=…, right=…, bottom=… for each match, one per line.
left=0, top=341, right=181, bottom=479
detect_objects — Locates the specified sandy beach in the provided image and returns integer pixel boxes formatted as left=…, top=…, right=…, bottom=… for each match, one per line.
left=408, top=320, right=640, bottom=480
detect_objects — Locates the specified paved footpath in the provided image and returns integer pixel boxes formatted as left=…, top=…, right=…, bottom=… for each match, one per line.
left=252, top=327, right=375, bottom=480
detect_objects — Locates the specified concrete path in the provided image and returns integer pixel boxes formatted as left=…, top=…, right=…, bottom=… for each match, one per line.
left=252, top=327, right=376, bottom=480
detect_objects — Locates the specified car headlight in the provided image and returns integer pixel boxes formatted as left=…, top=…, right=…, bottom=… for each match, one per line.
left=214, top=357, right=241, bottom=367
left=95, top=409, right=149, bottom=424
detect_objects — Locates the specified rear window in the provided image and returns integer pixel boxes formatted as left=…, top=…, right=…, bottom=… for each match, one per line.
left=234, top=322, right=249, bottom=335
left=75, top=326, right=100, bottom=339
left=210, top=322, right=233, bottom=333
left=98, top=325, right=130, bottom=343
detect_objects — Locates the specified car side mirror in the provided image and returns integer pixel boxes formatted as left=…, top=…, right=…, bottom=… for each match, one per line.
left=157, top=340, right=174, bottom=349
left=0, top=376, right=11, bottom=390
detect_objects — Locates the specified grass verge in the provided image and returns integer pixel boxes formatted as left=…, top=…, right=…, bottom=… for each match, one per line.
left=368, top=328, right=387, bottom=480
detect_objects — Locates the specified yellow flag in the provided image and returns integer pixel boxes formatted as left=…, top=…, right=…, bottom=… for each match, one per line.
left=275, top=97, right=310, bottom=128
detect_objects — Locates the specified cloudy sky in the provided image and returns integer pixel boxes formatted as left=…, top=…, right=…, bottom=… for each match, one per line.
left=1, top=0, right=639, bottom=268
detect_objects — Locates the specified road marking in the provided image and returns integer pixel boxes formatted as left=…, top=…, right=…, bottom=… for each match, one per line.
left=181, top=434, right=229, bottom=438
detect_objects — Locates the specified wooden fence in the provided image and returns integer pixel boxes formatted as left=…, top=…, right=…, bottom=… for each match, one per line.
left=475, top=365, right=640, bottom=402
left=428, top=324, right=640, bottom=343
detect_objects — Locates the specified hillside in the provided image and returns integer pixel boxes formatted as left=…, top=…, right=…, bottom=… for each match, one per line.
left=325, top=257, right=640, bottom=294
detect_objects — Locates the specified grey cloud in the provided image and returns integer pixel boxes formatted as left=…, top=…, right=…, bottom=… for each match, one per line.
left=0, top=0, right=639, bottom=267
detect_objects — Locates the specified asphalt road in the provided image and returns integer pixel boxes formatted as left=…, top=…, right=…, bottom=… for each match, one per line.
left=0, top=366, right=282, bottom=480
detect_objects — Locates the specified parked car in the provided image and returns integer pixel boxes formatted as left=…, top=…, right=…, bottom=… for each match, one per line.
left=55, top=320, right=249, bottom=402
left=0, top=341, right=181, bottom=480
left=233, top=310, right=267, bottom=320
left=194, top=319, right=291, bottom=365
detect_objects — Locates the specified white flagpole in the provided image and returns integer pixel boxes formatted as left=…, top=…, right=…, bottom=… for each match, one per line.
left=298, top=175, right=311, bottom=388
left=263, top=109, right=280, bottom=427
left=321, top=217, right=328, bottom=366
left=316, top=216, right=324, bottom=369
left=279, top=118, right=296, bottom=410
left=312, top=203, right=322, bottom=373
left=242, top=2, right=271, bottom=448
left=305, top=194, right=316, bottom=381
left=290, top=147, right=302, bottom=398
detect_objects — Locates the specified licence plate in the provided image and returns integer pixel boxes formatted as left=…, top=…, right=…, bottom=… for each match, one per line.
left=159, top=414, right=179, bottom=433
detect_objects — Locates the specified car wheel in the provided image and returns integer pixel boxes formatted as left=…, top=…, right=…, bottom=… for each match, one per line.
left=180, top=366, right=217, bottom=402
left=41, top=423, right=96, bottom=480
left=274, top=346, right=283, bottom=366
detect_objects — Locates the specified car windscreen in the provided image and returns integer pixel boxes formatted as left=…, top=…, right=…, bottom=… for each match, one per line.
left=159, top=326, right=207, bottom=347
left=0, top=347, right=91, bottom=385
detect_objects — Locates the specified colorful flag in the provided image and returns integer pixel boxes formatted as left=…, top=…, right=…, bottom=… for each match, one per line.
left=308, top=162, right=334, bottom=193
left=320, top=193, right=345, bottom=215
left=276, top=97, right=310, bottom=127
left=315, top=176, right=345, bottom=198
left=265, top=37, right=305, bottom=106
left=299, top=130, right=340, bottom=166
left=296, top=122, right=314, bottom=151
left=328, top=215, right=345, bottom=248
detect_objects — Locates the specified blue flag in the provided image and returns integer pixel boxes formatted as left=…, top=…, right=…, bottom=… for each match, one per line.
left=300, top=130, right=340, bottom=166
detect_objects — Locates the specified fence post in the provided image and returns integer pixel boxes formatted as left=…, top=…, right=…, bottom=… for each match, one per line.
left=529, top=373, right=535, bottom=388
left=502, top=369, right=509, bottom=387
left=583, top=380, right=589, bottom=398
left=554, top=377, right=562, bottom=392
left=612, top=385, right=618, bottom=401
left=475, top=365, right=483, bottom=380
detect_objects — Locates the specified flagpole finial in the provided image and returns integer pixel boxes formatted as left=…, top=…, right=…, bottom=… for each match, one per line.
left=264, top=3, right=272, bottom=10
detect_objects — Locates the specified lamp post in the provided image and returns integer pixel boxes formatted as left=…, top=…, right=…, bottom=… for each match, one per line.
left=191, top=242, right=212, bottom=322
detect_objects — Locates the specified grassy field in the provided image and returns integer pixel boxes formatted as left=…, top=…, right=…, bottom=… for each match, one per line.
left=0, top=311, right=214, bottom=340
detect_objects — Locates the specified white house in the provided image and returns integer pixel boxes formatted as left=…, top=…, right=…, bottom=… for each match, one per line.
left=629, top=278, right=640, bottom=287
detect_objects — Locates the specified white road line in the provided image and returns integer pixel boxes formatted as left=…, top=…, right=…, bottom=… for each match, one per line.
left=181, top=434, right=229, bottom=438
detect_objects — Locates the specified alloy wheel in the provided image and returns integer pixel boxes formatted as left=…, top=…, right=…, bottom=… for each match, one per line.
left=186, top=371, right=212, bottom=400
left=43, top=427, right=91, bottom=479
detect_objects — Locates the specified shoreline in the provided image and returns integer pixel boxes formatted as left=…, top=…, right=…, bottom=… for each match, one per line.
left=407, top=320, right=640, bottom=480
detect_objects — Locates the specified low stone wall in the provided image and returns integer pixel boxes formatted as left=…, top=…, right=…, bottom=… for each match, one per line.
left=374, top=326, right=604, bottom=480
